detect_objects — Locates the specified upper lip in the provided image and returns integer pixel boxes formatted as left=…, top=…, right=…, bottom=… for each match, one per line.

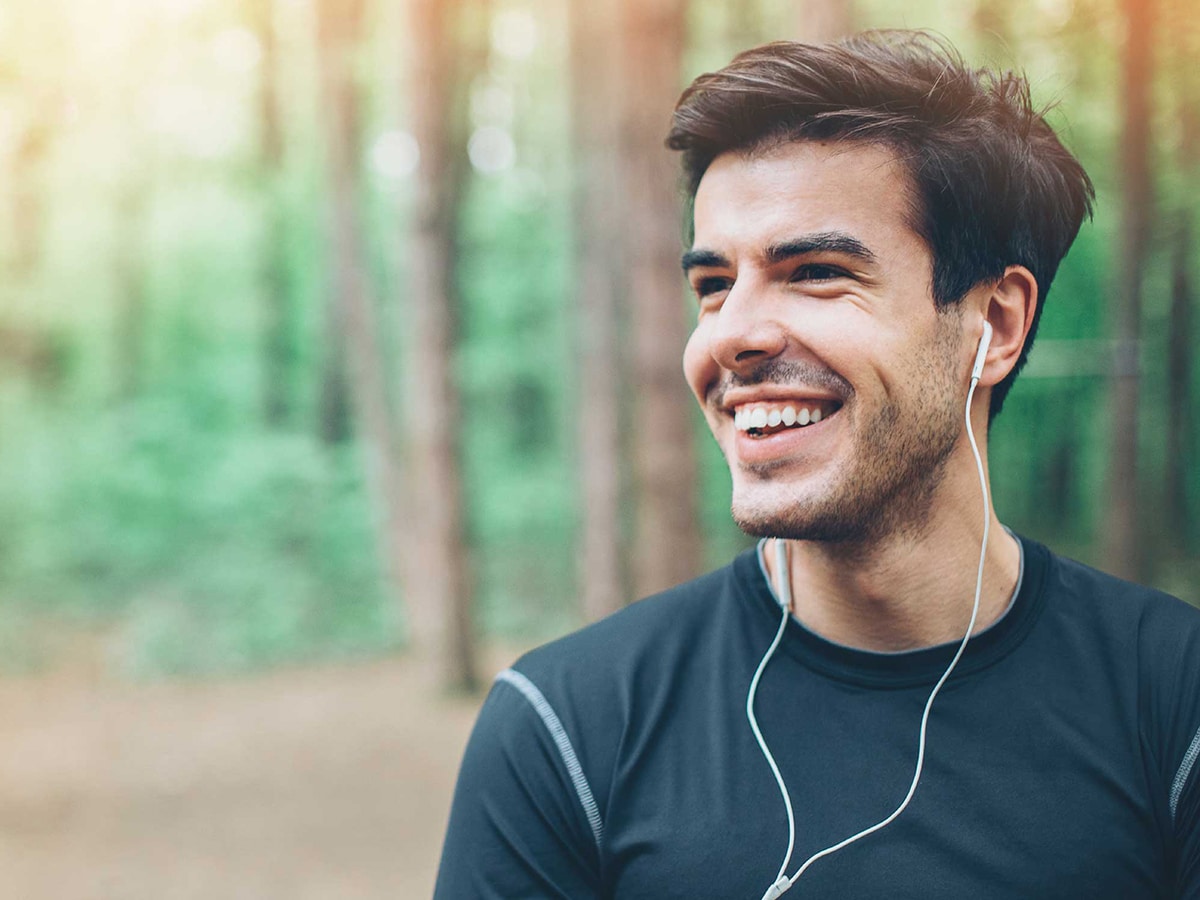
left=718, top=387, right=845, bottom=415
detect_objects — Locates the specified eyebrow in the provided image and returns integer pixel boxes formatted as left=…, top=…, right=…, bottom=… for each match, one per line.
left=765, top=232, right=877, bottom=266
left=680, top=248, right=729, bottom=273
left=681, top=231, right=877, bottom=274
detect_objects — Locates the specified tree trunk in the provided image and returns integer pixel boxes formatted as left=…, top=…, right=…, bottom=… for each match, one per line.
left=315, top=0, right=356, bottom=447
left=405, top=0, right=477, bottom=691
left=569, top=0, right=626, bottom=620
left=317, top=307, right=354, bottom=442
left=1165, top=0, right=1198, bottom=543
left=9, top=106, right=52, bottom=279
left=113, top=180, right=148, bottom=401
left=254, top=0, right=294, bottom=428
left=315, top=0, right=409, bottom=639
left=621, top=0, right=703, bottom=599
left=795, top=0, right=855, bottom=43
left=1103, top=0, right=1154, bottom=580
left=1167, top=218, right=1194, bottom=539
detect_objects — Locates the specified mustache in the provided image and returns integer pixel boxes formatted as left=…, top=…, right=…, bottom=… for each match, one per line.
left=710, top=359, right=854, bottom=407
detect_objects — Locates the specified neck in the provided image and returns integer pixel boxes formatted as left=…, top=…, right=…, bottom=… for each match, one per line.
left=764, top=458, right=1022, bottom=652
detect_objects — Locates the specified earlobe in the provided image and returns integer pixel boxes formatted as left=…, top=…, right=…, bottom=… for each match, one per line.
left=978, top=265, right=1037, bottom=388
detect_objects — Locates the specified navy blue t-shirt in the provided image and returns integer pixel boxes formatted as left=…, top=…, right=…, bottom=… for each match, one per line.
left=435, top=536, right=1200, bottom=898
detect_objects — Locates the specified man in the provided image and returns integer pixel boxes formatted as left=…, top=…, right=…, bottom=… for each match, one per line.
left=435, top=32, right=1200, bottom=898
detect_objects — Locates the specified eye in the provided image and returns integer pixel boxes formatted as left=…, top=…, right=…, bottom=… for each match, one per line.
left=790, top=263, right=849, bottom=282
left=693, top=276, right=733, bottom=298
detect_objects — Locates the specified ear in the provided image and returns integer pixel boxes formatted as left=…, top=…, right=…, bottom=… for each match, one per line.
left=976, top=265, right=1038, bottom=388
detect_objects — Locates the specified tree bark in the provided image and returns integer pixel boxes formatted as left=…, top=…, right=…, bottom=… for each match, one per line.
left=795, top=0, right=855, bottom=43
left=253, top=0, right=294, bottom=427
left=1167, top=219, right=1194, bottom=538
left=1103, top=0, right=1154, bottom=580
left=315, top=0, right=409, bottom=640
left=1165, top=0, right=1198, bottom=542
left=405, top=0, right=477, bottom=691
left=315, top=0, right=356, bottom=447
left=569, top=0, right=626, bottom=620
left=621, top=0, right=703, bottom=599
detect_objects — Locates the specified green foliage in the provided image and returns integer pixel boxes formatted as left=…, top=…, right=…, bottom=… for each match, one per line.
left=0, top=0, right=1195, bottom=682
left=0, top=394, right=393, bottom=675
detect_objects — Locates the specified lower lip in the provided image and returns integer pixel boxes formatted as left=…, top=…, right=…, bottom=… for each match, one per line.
left=731, top=414, right=837, bottom=465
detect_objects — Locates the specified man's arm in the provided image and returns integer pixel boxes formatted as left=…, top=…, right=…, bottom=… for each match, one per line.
left=1176, top=726, right=1200, bottom=899
left=1142, top=593, right=1200, bottom=900
left=434, top=672, right=604, bottom=899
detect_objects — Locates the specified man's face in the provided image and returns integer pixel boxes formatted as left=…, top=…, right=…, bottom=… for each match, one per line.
left=682, top=141, right=972, bottom=543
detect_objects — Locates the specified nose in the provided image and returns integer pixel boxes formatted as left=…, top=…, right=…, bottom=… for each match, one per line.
left=706, top=281, right=788, bottom=374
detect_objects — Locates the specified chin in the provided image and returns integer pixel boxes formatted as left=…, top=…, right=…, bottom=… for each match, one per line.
left=732, top=506, right=873, bottom=543
left=730, top=483, right=844, bottom=542
left=729, top=480, right=903, bottom=545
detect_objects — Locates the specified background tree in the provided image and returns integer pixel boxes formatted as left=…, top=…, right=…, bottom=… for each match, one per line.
left=315, top=0, right=357, bottom=447
left=569, top=0, right=626, bottom=620
left=253, top=0, right=295, bottom=427
left=1103, top=0, right=1155, bottom=581
left=405, top=0, right=477, bottom=690
left=1165, top=0, right=1198, bottom=549
left=113, top=168, right=150, bottom=401
left=622, top=0, right=703, bottom=599
left=315, top=0, right=410, bottom=659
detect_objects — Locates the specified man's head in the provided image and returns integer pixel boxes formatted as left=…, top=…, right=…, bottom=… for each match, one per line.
left=669, top=32, right=1094, bottom=542
left=669, top=31, right=1095, bottom=419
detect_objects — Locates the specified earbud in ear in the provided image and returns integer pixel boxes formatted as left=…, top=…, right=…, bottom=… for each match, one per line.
left=971, top=322, right=993, bottom=382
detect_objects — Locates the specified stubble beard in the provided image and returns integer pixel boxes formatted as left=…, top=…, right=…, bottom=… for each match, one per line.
left=729, top=320, right=965, bottom=546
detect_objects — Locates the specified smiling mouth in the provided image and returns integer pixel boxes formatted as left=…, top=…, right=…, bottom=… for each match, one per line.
left=733, top=400, right=843, bottom=438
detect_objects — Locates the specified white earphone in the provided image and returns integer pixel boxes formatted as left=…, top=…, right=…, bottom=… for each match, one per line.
left=973, top=321, right=993, bottom=380
left=753, top=322, right=994, bottom=900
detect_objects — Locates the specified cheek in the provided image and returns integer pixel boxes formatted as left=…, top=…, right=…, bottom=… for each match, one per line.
left=682, top=323, right=717, bottom=403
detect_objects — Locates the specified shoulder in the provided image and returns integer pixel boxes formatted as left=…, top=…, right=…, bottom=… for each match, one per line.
left=1036, top=541, right=1200, bottom=644
left=482, top=552, right=761, bottom=805
left=1037, top=541, right=1200, bottom=823
left=438, top=553, right=765, bottom=891
left=509, top=555, right=750, bottom=693
left=1035, top=542, right=1200, bottom=693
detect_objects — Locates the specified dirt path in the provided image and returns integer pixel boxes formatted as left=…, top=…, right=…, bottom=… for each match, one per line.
left=0, top=648, right=519, bottom=899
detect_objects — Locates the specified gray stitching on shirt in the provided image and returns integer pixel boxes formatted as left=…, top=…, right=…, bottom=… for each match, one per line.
left=1169, top=723, right=1200, bottom=822
left=496, top=668, right=604, bottom=852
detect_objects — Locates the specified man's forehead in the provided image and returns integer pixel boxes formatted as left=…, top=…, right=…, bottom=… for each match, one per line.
left=690, top=141, right=919, bottom=258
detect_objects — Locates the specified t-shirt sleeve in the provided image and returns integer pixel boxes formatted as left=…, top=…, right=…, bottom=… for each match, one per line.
left=1140, top=594, right=1200, bottom=899
left=433, top=673, right=604, bottom=899
left=1176, top=727, right=1200, bottom=899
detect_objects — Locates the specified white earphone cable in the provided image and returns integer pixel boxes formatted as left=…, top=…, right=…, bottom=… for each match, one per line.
left=746, top=539, right=798, bottom=887
left=754, top=362, right=992, bottom=900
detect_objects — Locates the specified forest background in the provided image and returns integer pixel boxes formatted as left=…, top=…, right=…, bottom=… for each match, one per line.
left=0, top=0, right=1197, bottom=693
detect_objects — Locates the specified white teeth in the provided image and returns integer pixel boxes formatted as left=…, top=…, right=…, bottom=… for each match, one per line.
left=733, top=403, right=832, bottom=432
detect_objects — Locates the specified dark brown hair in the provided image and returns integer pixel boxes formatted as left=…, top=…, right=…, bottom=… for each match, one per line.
left=667, top=31, right=1095, bottom=417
